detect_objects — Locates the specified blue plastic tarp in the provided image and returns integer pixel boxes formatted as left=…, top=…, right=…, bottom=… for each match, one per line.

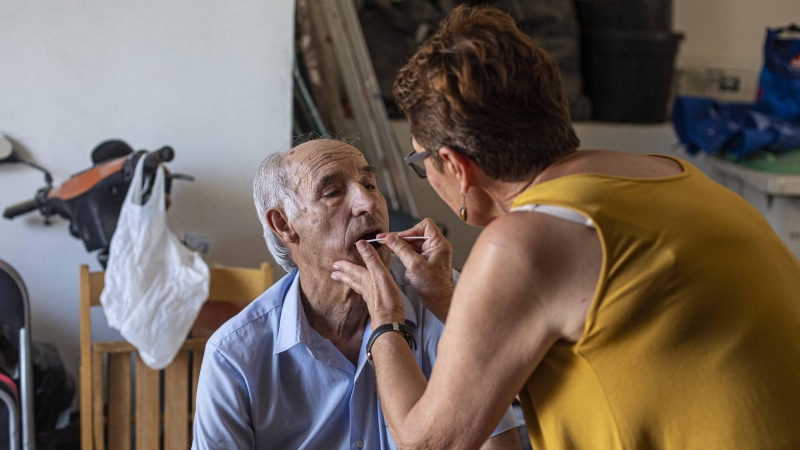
left=672, top=96, right=800, bottom=160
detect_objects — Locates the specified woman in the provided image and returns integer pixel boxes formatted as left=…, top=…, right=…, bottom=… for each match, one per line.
left=330, top=6, right=800, bottom=449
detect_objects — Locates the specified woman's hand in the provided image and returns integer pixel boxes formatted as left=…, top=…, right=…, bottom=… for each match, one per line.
left=378, top=219, right=454, bottom=322
left=332, top=240, right=406, bottom=328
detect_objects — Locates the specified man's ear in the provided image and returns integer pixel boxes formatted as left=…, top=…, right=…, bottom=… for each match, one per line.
left=265, top=208, right=298, bottom=244
left=438, top=146, right=475, bottom=193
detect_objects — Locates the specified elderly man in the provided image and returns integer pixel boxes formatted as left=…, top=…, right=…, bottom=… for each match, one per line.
left=192, top=138, right=521, bottom=449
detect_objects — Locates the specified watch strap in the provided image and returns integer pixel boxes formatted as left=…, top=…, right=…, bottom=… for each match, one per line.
left=366, top=322, right=417, bottom=368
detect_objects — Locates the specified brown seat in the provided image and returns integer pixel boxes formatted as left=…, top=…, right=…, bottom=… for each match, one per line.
left=79, top=263, right=273, bottom=450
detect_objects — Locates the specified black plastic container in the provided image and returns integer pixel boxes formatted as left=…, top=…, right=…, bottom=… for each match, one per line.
left=581, top=29, right=683, bottom=123
left=574, top=0, right=672, bottom=31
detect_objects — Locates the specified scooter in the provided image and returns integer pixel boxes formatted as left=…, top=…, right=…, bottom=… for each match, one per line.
left=1, top=135, right=193, bottom=267
left=0, top=134, right=194, bottom=449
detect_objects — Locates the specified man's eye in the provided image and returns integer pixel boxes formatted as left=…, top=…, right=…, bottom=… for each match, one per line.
left=365, top=184, right=376, bottom=191
left=324, top=190, right=340, bottom=197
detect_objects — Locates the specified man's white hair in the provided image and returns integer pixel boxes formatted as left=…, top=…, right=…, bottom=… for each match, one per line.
left=253, top=133, right=358, bottom=272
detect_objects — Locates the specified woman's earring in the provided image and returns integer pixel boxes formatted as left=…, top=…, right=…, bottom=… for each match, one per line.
left=460, top=194, right=468, bottom=222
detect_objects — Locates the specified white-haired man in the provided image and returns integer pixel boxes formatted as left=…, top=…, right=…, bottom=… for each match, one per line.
left=192, top=138, right=521, bottom=449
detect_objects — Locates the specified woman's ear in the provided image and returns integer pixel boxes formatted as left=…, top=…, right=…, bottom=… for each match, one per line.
left=438, top=146, right=474, bottom=193
left=265, top=208, right=298, bottom=244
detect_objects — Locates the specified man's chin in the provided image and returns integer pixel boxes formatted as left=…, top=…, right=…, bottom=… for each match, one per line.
left=349, top=244, right=392, bottom=268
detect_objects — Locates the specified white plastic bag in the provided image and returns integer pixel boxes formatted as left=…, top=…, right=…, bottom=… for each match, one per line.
left=100, top=156, right=209, bottom=369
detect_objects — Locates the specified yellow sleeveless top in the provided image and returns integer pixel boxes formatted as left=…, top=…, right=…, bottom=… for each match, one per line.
left=511, top=156, right=800, bottom=450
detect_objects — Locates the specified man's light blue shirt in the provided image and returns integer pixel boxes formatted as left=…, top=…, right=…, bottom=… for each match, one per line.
left=192, top=258, right=519, bottom=449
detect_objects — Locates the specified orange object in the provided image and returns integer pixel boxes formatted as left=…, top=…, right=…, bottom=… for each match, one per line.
left=48, top=157, right=127, bottom=201
left=48, top=155, right=172, bottom=207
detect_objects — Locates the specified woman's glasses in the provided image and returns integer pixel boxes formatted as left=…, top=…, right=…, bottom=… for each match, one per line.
left=404, top=145, right=470, bottom=179
left=404, top=150, right=430, bottom=178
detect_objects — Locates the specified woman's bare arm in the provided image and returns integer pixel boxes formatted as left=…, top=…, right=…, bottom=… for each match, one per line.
left=333, top=211, right=601, bottom=449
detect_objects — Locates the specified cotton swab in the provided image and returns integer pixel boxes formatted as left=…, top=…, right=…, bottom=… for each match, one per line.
left=365, top=236, right=430, bottom=243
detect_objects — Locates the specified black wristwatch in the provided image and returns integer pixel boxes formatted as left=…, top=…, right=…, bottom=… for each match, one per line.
left=366, top=322, right=417, bottom=368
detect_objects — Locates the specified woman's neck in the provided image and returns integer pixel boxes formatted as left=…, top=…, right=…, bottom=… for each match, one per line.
left=485, top=177, right=537, bottom=214
left=483, top=150, right=581, bottom=216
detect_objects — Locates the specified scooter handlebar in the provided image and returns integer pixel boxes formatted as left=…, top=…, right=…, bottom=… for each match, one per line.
left=4, top=146, right=175, bottom=220
left=3, top=199, right=38, bottom=220
left=143, top=146, right=174, bottom=173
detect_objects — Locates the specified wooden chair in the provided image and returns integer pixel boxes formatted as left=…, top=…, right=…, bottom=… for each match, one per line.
left=79, top=263, right=272, bottom=450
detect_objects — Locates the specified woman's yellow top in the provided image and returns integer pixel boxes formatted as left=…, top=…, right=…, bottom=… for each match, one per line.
left=511, top=156, right=800, bottom=449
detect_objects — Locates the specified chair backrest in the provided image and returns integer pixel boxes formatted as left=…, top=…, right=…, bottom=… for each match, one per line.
left=79, top=263, right=272, bottom=450
left=0, top=260, right=29, bottom=332
left=0, top=260, right=35, bottom=450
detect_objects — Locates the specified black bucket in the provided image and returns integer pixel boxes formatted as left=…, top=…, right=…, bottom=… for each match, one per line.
left=581, top=29, right=683, bottom=123
left=574, top=0, right=673, bottom=31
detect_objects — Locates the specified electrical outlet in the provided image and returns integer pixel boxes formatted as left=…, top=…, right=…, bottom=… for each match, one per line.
left=674, top=66, right=760, bottom=102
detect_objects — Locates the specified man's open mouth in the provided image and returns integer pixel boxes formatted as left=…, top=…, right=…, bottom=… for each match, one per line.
left=356, top=230, right=382, bottom=249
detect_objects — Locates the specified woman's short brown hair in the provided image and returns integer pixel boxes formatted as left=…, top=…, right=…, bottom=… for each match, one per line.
left=394, top=5, right=579, bottom=182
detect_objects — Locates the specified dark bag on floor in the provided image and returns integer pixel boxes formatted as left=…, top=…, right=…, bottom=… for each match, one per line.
left=0, top=323, right=75, bottom=434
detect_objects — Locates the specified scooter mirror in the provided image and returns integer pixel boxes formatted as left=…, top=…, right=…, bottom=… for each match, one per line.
left=0, top=134, right=17, bottom=163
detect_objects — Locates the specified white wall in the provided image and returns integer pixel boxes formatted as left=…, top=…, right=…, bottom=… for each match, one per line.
left=0, top=0, right=294, bottom=405
left=674, top=0, right=799, bottom=70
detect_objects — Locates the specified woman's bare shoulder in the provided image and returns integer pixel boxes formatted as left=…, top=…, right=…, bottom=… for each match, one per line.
left=537, top=150, right=684, bottom=183
left=475, top=209, right=602, bottom=339
left=469, top=211, right=564, bottom=276
left=477, top=208, right=581, bottom=253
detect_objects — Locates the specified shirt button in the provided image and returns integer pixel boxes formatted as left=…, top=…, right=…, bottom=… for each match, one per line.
left=357, top=440, right=364, bottom=448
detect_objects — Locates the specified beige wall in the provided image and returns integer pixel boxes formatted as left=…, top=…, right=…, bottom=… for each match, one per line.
left=674, top=0, right=798, bottom=70
left=0, top=0, right=295, bottom=406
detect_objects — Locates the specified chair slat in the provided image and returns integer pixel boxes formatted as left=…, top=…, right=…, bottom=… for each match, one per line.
left=88, top=271, right=105, bottom=307
left=135, top=356, right=159, bottom=450
left=164, top=352, right=189, bottom=450
left=92, top=354, right=105, bottom=450
left=88, top=264, right=272, bottom=306
left=107, top=353, right=131, bottom=450
left=191, top=350, right=204, bottom=416
left=80, top=266, right=94, bottom=450
left=94, top=338, right=207, bottom=355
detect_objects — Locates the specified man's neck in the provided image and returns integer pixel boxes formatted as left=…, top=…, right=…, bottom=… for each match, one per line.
left=298, top=269, right=369, bottom=366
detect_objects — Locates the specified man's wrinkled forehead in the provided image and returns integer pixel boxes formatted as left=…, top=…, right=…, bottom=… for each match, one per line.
left=284, top=140, right=371, bottom=192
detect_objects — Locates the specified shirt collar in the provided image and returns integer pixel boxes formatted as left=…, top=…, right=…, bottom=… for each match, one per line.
left=274, top=270, right=417, bottom=355
left=401, top=292, right=417, bottom=325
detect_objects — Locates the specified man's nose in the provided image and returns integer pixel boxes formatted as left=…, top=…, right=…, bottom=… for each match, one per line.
left=351, top=184, right=379, bottom=217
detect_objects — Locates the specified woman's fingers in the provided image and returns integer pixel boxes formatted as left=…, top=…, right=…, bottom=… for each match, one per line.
left=385, top=234, right=425, bottom=270
left=394, top=222, right=428, bottom=238
left=376, top=218, right=434, bottom=240
left=373, top=221, right=453, bottom=323
left=375, top=224, right=421, bottom=240
left=376, top=219, right=446, bottom=253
